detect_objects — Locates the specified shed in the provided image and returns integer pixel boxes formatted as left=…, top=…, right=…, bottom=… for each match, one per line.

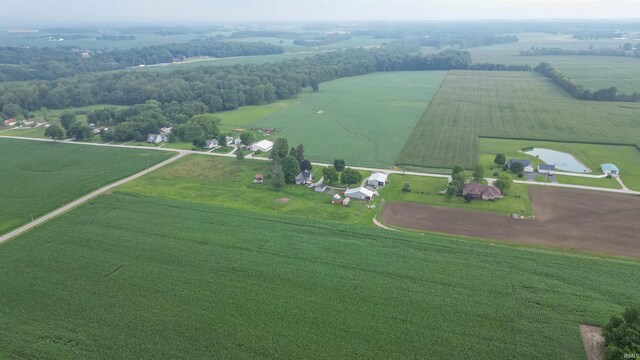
left=146, top=133, right=166, bottom=144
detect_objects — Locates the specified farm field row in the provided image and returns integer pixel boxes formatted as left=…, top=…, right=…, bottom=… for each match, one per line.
left=398, top=70, right=640, bottom=169
left=0, top=137, right=172, bottom=235
left=254, top=71, right=448, bottom=168
left=478, top=138, right=640, bottom=191
left=1, top=191, right=639, bottom=359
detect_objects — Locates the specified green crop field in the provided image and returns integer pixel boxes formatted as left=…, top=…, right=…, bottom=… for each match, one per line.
left=398, top=70, right=640, bottom=169
left=253, top=71, right=447, bottom=168
left=380, top=174, right=533, bottom=216
left=467, top=33, right=640, bottom=93
left=478, top=138, right=640, bottom=191
left=215, top=97, right=304, bottom=134
left=0, top=138, right=172, bottom=234
left=0, top=191, right=639, bottom=359
left=118, top=154, right=379, bottom=226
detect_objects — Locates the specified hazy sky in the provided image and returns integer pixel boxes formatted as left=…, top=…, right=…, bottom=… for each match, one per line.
left=1, top=0, right=639, bottom=26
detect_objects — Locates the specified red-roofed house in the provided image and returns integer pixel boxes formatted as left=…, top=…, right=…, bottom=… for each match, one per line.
left=3, top=118, right=16, bottom=127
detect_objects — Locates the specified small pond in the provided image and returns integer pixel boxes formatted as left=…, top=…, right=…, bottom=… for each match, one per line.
left=523, top=148, right=591, bottom=173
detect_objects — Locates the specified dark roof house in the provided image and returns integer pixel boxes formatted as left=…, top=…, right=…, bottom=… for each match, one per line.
left=295, top=170, right=313, bottom=185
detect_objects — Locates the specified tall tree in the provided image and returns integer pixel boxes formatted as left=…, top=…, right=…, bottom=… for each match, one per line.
left=493, top=173, right=512, bottom=193
left=236, top=148, right=244, bottom=160
left=59, top=112, right=76, bottom=130
left=322, top=166, right=339, bottom=185
left=310, top=79, right=320, bottom=92
left=333, top=158, right=346, bottom=172
left=240, top=131, right=255, bottom=146
left=68, top=120, right=93, bottom=140
left=271, top=161, right=285, bottom=189
left=282, top=155, right=301, bottom=184
left=295, top=144, right=305, bottom=164
left=340, top=168, right=362, bottom=185
left=272, top=137, right=289, bottom=159
left=494, top=153, right=506, bottom=166
left=44, top=124, right=65, bottom=142
left=2, top=103, right=21, bottom=118
left=472, top=165, right=485, bottom=183
left=603, top=304, right=640, bottom=359
left=300, top=159, right=312, bottom=172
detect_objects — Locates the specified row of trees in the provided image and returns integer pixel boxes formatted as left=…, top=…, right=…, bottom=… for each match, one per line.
left=268, top=138, right=315, bottom=189
left=0, top=40, right=284, bottom=82
left=520, top=46, right=639, bottom=58
left=0, top=46, right=474, bottom=113
left=535, top=63, right=640, bottom=102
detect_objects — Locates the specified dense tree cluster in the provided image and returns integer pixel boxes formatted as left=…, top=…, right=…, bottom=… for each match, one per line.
left=0, top=46, right=473, bottom=112
left=0, top=40, right=284, bottom=82
left=603, top=304, right=640, bottom=359
left=535, top=63, right=640, bottom=102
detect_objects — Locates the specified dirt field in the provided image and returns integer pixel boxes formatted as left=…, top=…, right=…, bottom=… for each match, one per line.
left=381, top=187, right=640, bottom=258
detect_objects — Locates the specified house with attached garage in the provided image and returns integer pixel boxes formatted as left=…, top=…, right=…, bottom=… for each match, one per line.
left=507, top=159, right=534, bottom=173
left=462, top=183, right=502, bottom=200
left=344, top=187, right=375, bottom=200
left=601, top=163, right=619, bottom=175
left=367, top=172, right=388, bottom=187
left=538, top=164, right=556, bottom=174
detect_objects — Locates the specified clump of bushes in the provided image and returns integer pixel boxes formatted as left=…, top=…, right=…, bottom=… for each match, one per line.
left=604, top=304, right=640, bottom=359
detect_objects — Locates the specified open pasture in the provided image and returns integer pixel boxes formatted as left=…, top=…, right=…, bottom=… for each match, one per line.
left=398, top=70, right=640, bottom=169
left=253, top=71, right=447, bottom=168
left=0, top=138, right=172, bottom=234
left=0, top=191, right=639, bottom=359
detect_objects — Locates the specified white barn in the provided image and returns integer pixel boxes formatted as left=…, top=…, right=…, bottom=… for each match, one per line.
left=251, top=140, right=274, bottom=152
left=344, top=187, right=374, bottom=200
left=367, top=172, right=388, bottom=187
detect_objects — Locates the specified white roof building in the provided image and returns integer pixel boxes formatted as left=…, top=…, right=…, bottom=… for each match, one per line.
left=344, top=187, right=375, bottom=200
left=251, top=139, right=274, bottom=152
left=367, top=172, right=388, bottom=187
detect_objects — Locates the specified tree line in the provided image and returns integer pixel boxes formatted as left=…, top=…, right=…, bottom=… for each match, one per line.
left=0, top=45, right=474, bottom=114
left=520, top=45, right=639, bottom=58
left=535, top=63, right=640, bottom=102
left=293, top=33, right=352, bottom=47
left=0, top=39, right=284, bottom=82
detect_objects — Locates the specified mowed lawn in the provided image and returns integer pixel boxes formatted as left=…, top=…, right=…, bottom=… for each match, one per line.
left=1, top=192, right=639, bottom=359
left=254, top=71, right=447, bottom=168
left=478, top=138, right=640, bottom=191
left=118, top=154, right=379, bottom=227
left=380, top=174, right=533, bottom=216
left=0, top=138, right=172, bottom=234
left=398, top=70, right=640, bottom=169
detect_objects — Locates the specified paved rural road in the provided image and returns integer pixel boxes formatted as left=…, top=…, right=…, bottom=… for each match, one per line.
left=0, top=151, right=187, bottom=245
left=3, top=136, right=640, bottom=196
